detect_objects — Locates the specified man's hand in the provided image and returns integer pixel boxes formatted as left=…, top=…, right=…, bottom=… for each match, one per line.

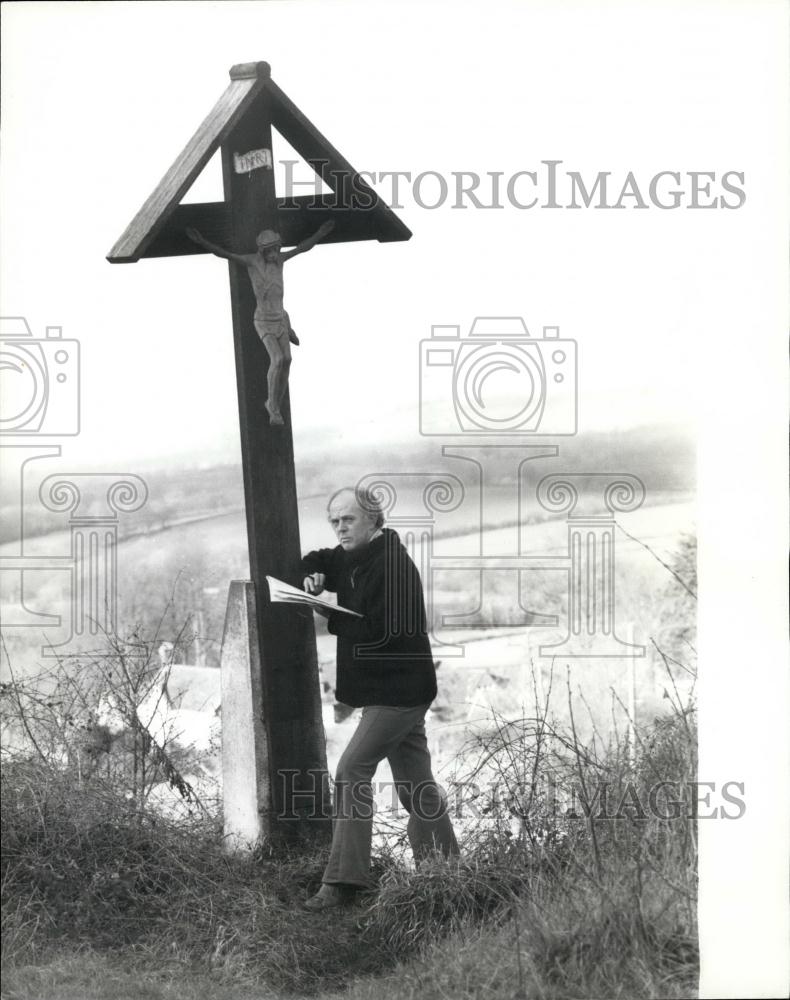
left=303, top=573, right=326, bottom=596
left=317, top=220, right=335, bottom=238
left=185, top=227, right=205, bottom=245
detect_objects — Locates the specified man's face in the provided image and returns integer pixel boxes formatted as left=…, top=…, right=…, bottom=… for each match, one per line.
left=328, top=492, right=378, bottom=552
left=259, top=242, right=281, bottom=260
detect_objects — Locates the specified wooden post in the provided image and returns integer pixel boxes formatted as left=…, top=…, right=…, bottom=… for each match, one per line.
left=220, top=581, right=271, bottom=849
left=220, top=74, right=328, bottom=841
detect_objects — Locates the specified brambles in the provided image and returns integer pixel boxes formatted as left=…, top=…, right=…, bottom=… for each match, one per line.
left=2, top=537, right=698, bottom=998
left=356, top=689, right=698, bottom=998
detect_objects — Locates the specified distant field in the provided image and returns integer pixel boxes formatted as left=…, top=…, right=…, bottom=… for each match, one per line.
left=2, top=490, right=694, bottom=715
left=1, top=461, right=698, bottom=995
left=1, top=423, right=693, bottom=546
left=1, top=421, right=696, bottom=784
left=1, top=489, right=695, bottom=852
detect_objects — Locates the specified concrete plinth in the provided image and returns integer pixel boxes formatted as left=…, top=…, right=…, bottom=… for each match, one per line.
left=220, top=580, right=271, bottom=850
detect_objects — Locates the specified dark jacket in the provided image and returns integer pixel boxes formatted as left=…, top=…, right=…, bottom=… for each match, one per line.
left=301, top=528, right=437, bottom=708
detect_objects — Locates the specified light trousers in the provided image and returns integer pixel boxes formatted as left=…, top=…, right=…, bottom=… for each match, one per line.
left=323, top=703, right=459, bottom=887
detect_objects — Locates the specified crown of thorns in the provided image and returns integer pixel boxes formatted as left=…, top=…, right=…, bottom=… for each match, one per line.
left=256, top=229, right=281, bottom=248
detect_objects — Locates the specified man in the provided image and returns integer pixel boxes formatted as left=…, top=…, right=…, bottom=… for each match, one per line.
left=301, top=487, right=459, bottom=911
left=185, top=219, right=334, bottom=425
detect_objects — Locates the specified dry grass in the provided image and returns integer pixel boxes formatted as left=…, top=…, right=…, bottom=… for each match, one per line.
left=2, top=689, right=698, bottom=998
left=1, top=536, right=699, bottom=999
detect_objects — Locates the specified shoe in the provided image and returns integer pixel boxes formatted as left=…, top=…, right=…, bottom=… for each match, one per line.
left=302, top=883, right=357, bottom=911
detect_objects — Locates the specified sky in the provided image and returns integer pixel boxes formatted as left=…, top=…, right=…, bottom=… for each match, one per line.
left=1, top=0, right=784, bottom=470
left=1, top=1, right=788, bottom=994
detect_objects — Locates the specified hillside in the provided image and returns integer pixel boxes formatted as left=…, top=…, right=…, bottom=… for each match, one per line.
left=1, top=423, right=693, bottom=546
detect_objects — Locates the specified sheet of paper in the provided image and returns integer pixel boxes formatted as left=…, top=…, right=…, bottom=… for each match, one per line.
left=266, top=576, right=362, bottom=618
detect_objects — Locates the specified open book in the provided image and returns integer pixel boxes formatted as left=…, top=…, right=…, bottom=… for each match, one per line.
left=265, top=576, right=363, bottom=618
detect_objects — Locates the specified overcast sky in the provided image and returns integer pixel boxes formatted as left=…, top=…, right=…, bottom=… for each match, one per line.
left=1, top=0, right=784, bottom=470
left=1, top=4, right=788, bottom=990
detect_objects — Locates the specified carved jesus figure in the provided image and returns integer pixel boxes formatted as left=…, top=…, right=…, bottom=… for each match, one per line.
left=186, top=220, right=335, bottom=425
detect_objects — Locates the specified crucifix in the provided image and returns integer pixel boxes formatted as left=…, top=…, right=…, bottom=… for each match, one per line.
left=107, top=61, right=411, bottom=842
left=185, top=218, right=335, bottom=425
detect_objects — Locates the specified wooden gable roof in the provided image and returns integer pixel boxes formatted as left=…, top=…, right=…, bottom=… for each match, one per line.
left=107, top=62, right=410, bottom=263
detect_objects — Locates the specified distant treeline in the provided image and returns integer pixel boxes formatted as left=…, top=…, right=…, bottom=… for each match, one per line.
left=290, top=423, right=695, bottom=499
left=4, top=425, right=693, bottom=545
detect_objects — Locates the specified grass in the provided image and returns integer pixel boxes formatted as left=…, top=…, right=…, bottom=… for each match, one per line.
left=1, top=533, right=699, bottom=999
left=1, top=701, right=698, bottom=999
left=2, top=951, right=268, bottom=1000
left=3, top=881, right=696, bottom=1000
left=0, top=765, right=393, bottom=996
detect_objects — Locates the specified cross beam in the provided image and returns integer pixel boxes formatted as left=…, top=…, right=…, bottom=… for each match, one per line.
left=108, top=61, right=411, bottom=841
left=107, top=62, right=409, bottom=263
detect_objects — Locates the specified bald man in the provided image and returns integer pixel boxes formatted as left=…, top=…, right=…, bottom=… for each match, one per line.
left=301, top=487, right=459, bottom=910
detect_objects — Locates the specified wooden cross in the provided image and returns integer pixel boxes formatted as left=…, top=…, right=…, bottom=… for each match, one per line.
left=108, top=61, right=411, bottom=840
